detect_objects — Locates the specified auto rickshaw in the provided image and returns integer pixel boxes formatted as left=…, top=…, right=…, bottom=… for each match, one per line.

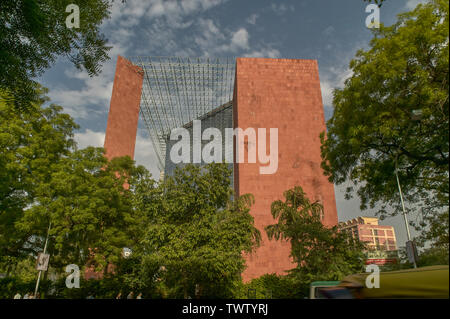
left=318, top=265, right=449, bottom=299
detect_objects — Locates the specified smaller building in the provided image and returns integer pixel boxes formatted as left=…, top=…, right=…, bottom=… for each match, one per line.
left=338, top=216, right=398, bottom=265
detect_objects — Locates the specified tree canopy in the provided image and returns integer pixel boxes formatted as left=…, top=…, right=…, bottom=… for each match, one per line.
left=265, top=186, right=366, bottom=282
left=132, top=164, right=261, bottom=298
left=320, top=0, right=449, bottom=246
left=0, top=0, right=116, bottom=109
left=0, top=86, right=78, bottom=259
left=0, top=87, right=151, bottom=276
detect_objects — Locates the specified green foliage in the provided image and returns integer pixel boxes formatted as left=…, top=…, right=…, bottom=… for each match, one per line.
left=15, top=149, right=151, bottom=271
left=0, top=277, right=43, bottom=299
left=237, top=273, right=308, bottom=299
left=417, top=246, right=449, bottom=267
left=1, top=86, right=155, bottom=285
left=321, top=0, right=449, bottom=247
left=134, top=164, right=261, bottom=298
left=49, top=275, right=139, bottom=299
left=0, top=87, right=78, bottom=259
left=265, top=186, right=366, bottom=283
left=416, top=208, right=449, bottom=250
left=0, top=256, right=38, bottom=282
left=384, top=244, right=449, bottom=271
left=0, top=0, right=116, bottom=110
left=0, top=275, right=144, bottom=299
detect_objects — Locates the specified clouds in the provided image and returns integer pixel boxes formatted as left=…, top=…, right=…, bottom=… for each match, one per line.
left=48, top=70, right=114, bottom=119
left=405, top=0, right=429, bottom=10
left=193, top=18, right=280, bottom=58
left=243, top=48, right=280, bottom=58
left=246, top=13, right=259, bottom=25
left=74, top=128, right=161, bottom=179
left=74, top=129, right=105, bottom=149
left=108, top=0, right=227, bottom=29
left=230, top=28, right=250, bottom=51
left=133, top=128, right=162, bottom=178
left=322, top=25, right=335, bottom=37
left=145, top=0, right=226, bottom=19
left=320, top=65, right=353, bottom=110
left=318, top=40, right=366, bottom=113
left=47, top=0, right=231, bottom=121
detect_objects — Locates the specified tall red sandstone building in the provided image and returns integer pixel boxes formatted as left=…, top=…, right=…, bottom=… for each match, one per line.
left=104, top=56, right=338, bottom=281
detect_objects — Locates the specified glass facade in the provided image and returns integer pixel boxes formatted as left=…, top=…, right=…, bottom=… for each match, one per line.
left=164, top=102, right=234, bottom=187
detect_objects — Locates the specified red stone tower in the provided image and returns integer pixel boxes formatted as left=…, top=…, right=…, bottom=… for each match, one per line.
left=233, top=58, right=338, bottom=281
left=104, top=56, right=144, bottom=161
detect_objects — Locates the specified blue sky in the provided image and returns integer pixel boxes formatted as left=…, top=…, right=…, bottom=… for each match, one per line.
left=38, top=0, right=428, bottom=248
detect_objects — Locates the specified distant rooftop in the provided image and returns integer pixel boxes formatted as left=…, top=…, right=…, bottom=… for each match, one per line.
left=338, top=216, right=379, bottom=227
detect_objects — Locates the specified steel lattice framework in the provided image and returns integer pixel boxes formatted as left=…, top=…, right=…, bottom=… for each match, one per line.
left=128, top=56, right=236, bottom=170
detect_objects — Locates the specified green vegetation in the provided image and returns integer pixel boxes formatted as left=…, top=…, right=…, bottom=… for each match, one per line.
left=321, top=0, right=449, bottom=250
left=120, top=163, right=261, bottom=299
left=238, top=273, right=310, bottom=299
left=1, top=86, right=78, bottom=261
left=265, top=187, right=366, bottom=284
left=0, top=0, right=116, bottom=110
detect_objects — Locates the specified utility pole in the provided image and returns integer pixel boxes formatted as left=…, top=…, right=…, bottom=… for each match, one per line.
left=34, top=221, right=52, bottom=297
left=394, top=154, right=417, bottom=268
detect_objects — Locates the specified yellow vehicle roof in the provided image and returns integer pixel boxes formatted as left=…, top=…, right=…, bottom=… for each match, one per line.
left=338, top=265, right=449, bottom=299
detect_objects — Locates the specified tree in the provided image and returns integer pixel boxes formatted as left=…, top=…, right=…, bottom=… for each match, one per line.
left=417, top=245, right=449, bottom=267
left=320, top=0, right=449, bottom=245
left=1, top=85, right=153, bottom=279
left=15, top=149, right=151, bottom=272
left=416, top=208, right=449, bottom=250
left=0, top=86, right=78, bottom=260
left=265, top=186, right=366, bottom=282
left=0, top=0, right=117, bottom=110
left=136, top=164, right=261, bottom=298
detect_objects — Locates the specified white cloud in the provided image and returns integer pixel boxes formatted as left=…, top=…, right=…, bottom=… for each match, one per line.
left=318, top=41, right=365, bottom=109
left=322, top=25, right=335, bottom=36
left=405, top=0, right=428, bottom=10
left=73, top=128, right=161, bottom=179
left=193, top=21, right=252, bottom=55
left=246, top=13, right=259, bottom=25
left=112, top=0, right=225, bottom=29
left=74, top=129, right=105, bottom=149
left=193, top=21, right=279, bottom=57
left=194, top=18, right=226, bottom=50
left=134, top=129, right=162, bottom=179
left=48, top=69, right=114, bottom=119
left=146, top=0, right=225, bottom=19
left=230, top=28, right=250, bottom=51
left=243, top=48, right=280, bottom=58
left=320, top=80, right=334, bottom=108
left=320, top=66, right=353, bottom=108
